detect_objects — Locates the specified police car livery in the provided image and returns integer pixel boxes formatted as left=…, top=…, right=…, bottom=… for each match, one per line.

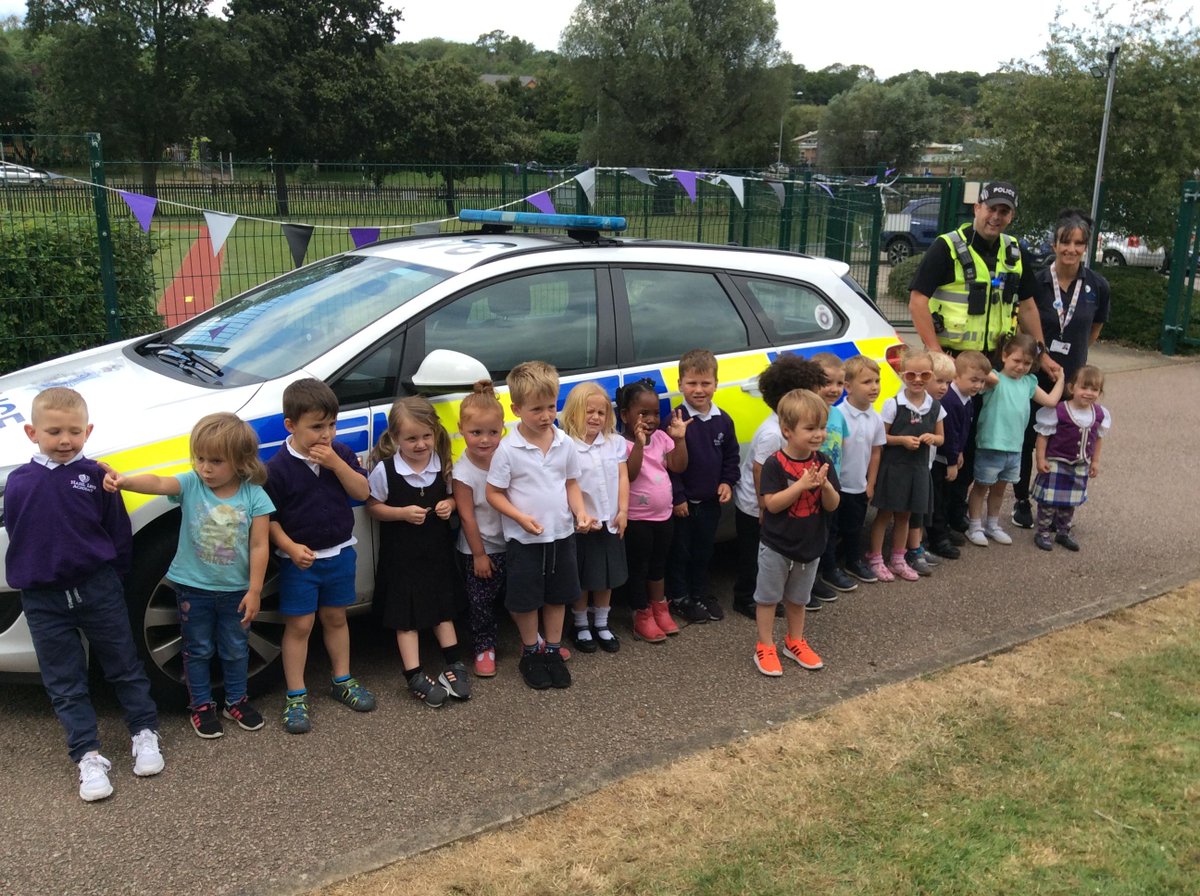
left=0, top=211, right=902, bottom=699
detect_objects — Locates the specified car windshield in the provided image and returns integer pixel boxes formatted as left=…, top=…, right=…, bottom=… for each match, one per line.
left=142, top=254, right=448, bottom=383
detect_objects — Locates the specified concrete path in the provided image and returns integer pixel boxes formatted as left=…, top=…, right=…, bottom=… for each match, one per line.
left=0, top=342, right=1196, bottom=896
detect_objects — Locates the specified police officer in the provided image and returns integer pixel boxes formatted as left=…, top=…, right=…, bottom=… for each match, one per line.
left=909, top=181, right=1060, bottom=379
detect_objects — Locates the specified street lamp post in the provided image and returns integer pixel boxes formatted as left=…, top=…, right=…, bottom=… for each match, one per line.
left=776, top=91, right=803, bottom=166
left=1088, top=46, right=1120, bottom=269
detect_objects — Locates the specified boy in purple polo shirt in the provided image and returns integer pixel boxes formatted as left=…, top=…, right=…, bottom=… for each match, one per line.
left=265, top=379, right=374, bottom=734
left=4, top=387, right=163, bottom=802
left=666, top=349, right=740, bottom=624
left=928, top=351, right=991, bottom=558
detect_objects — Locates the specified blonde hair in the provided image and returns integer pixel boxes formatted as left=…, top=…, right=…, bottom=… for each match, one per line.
left=506, top=361, right=559, bottom=407
left=776, top=389, right=829, bottom=432
left=678, top=348, right=717, bottom=378
left=190, top=413, right=267, bottom=485
left=31, top=387, right=88, bottom=423
left=955, top=350, right=992, bottom=377
left=930, top=353, right=957, bottom=380
left=560, top=382, right=615, bottom=440
left=808, top=351, right=843, bottom=372
left=898, top=346, right=933, bottom=373
left=372, top=396, right=452, bottom=483
left=459, top=379, right=504, bottom=426
left=842, top=355, right=879, bottom=383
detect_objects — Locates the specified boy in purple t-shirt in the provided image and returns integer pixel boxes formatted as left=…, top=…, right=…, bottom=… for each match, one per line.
left=265, top=379, right=373, bottom=734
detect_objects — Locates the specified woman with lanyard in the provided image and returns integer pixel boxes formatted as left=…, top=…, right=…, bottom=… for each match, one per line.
left=1012, top=208, right=1111, bottom=528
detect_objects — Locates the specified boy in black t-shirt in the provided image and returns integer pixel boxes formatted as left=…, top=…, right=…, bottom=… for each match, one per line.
left=752, top=389, right=840, bottom=678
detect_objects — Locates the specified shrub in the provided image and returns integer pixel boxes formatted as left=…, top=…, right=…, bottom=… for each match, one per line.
left=887, top=252, right=924, bottom=302
left=1096, top=266, right=1198, bottom=353
left=0, top=219, right=161, bottom=374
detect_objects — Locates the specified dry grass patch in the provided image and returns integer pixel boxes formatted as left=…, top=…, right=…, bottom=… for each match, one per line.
left=319, top=585, right=1200, bottom=896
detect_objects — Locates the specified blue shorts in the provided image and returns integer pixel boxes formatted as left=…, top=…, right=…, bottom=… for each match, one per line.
left=974, top=449, right=1021, bottom=486
left=278, top=547, right=358, bottom=617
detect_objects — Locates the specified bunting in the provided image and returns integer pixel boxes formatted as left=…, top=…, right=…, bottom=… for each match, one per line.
left=625, top=167, right=654, bottom=186
left=119, top=191, right=157, bottom=234
left=526, top=191, right=556, bottom=215
left=281, top=223, right=315, bottom=268
left=350, top=227, right=381, bottom=249
left=672, top=170, right=698, bottom=203
left=203, top=211, right=238, bottom=256
left=574, top=167, right=597, bottom=207
left=717, top=174, right=744, bottom=207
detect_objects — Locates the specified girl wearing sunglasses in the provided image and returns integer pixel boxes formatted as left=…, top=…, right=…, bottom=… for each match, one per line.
left=866, top=348, right=946, bottom=581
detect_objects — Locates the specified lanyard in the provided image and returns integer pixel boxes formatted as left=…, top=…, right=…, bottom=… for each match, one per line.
left=1049, top=267, right=1083, bottom=333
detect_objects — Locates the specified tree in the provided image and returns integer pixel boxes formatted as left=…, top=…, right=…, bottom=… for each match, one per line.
left=0, top=23, right=36, bottom=136
left=561, top=0, right=786, bottom=167
left=25, top=0, right=212, bottom=192
left=976, top=1, right=1200, bottom=246
left=793, top=63, right=876, bottom=105
left=819, top=76, right=937, bottom=172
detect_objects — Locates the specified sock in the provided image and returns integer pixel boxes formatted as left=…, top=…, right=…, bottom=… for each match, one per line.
left=287, top=688, right=307, bottom=699
left=986, top=516, right=1000, bottom=530
left=331, top=673, right=351, bottom=685
left=543, top=641, right=561, bottom=655
left=967, top=517, right=983, bottom=532
left=573, top=609, right=590, bottom=629
left=403, top=666, right=421, bottom=681
left=593, top=606, right=611, bottom=629
left=867, top=551, right=883, bottom=562
left=441, top=644, right=461, bottom=666
left=891, top=550, right=907, bottom=563
left=522, top=642, right=539, bottom=656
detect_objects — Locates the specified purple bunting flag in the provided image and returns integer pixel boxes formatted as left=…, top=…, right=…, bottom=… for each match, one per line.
left=672, top=170, right=698, bottom=203
left=350, top=227, right=381, bottom=249
left=119, top=190, right=157, bottom=233
left=526, top=191, right=556, bottom=215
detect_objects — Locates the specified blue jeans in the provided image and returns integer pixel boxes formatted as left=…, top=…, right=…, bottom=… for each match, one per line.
left=174, top=584, right=250, bottom=709
left=22, top=565, right=159, bottom=762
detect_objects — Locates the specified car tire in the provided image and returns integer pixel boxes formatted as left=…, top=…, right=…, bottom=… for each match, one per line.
left=886, top=237, right=914, bottom=266
left=1102, top=249, right=1126, bottom=266
left=123, top=520, right=285, bottom=705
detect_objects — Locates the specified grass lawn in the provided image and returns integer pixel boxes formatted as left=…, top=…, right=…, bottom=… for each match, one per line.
left=319, top=583, right=1200, bottom=895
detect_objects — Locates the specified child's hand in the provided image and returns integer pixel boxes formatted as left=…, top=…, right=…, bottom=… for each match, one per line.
left=575, top=513, right=597, bottom=533
left=1037, top=458, right=1051, bottom=474
left=239, top=591, right=261, bottom=626
left=901, top=435, right=921, bottom=451
left=288, top=544, right=316, bottom=569
left=918, top=432, right=937, bottom=446
left=633, top=420, right=650, bottom=446
left=666, top=409, right=691, bottom=440
left=945, top=464, right=959, bottom=483
left=306, top=443, right=339, bottom=469
left=614, top=510, right=628, bottom=538
left=797, top=463, right=829, bottom=491
left=401, top=504, right=429, bottom=524
left=472, top=554, right=495, bottom=579
left=434, top=498, right=454, bottom=520
left=1089, top=461, right=1100, bottom=477
left=519, top=514, right=544, bottom=536
left=99, top=463, right=124, bottom=492
left=673, top=501, right=689, bottom=518
left=716, top=483, right=732, bottom=504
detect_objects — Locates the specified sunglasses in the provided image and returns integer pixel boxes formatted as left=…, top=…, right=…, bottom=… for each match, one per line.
left=902, top=370, right=933, bottom=383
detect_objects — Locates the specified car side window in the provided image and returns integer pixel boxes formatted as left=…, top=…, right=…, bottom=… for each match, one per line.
left=621, top=269, right=748, bottom=362
left=423, top=269, right=598, bottom=375
left=329, top=330, right=406, bottom=407
left=736, top=277, right=845, bottom=343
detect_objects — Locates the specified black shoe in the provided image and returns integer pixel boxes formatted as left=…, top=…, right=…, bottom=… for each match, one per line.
left=1012, top=500, right=1034, bottom=529
left=844, top=560, right=878, bottom=584
left=670, top=596, right=709, bottom=624
left=821, top=567, right=858, bottom=593
left=700, top=594, right=725, bottom=621
left=544, top=650, right=571, bottom=688
left=518, top=652, right=552, bottom=690
left=223, top=697, right=265, bottom=731
left=1055, top=532, right=1080, bottom=552
left=593, top=625, right=621, bottom=653
left=928, top=539, right=961, bottom=560
left=950, top=516, right=970, bottom=534
left=804, top=596, right=821, bottom=612
left=947, top=530, right=967, bottom=546
left=570, top=626, right=599, bottom=654
left=811, top=579, right=838, bottom=603
left=732, top=599, right=756, bottom=620
left=190, top=703, right=223, bottom=739
left=1034, top=532, right=1053, bottom=551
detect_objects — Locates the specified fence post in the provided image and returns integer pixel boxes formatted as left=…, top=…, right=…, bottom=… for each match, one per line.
left=778, top=180, right=793, bottom=251
left=797, top=172, right=811, bottom=254
left=87, top=132, right=122, bottom=341
left=1160, top=180, right=1198, bottom=356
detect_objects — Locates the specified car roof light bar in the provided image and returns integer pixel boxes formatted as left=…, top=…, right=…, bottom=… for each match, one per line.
left=459, top=209, right=627, bottom=232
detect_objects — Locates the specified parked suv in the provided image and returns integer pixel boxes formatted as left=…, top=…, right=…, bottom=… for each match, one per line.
left=881, top=196, right=942, bottom=266
left=0, top=212, right=903, bottom=700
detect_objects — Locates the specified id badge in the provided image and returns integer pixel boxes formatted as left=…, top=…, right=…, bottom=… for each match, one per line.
left=1050, top=339, right=1071, bottom=355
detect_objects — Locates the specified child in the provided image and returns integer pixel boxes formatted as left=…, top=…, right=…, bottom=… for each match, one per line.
left=927, top=350, right=991, bottom=559
left=732, top=354, right=828, bottom=618
left=836, top=356, right=886, bottom=583
left=561, top=382, right=629, bottom=654
left=866, top=348, right=945, bottom=582
left=452, top=381, right=508, bottom=678
left=967, top=334, right=1065, bottom=547
left=486, top=361, right=594, bottom=689
left=265, top=379, right=373, bottom=735
left=752, top=389, right=839, bottom=677
left=105, top=412, right=273, bottom=739
left=810, top=352, right=854, bottom=599
left=6, top=388, right=163, bottom=801
left=617, top=378, right=688, bottom=642
left=666, top=349, right=740, bottom=624
left=367, top=396, right=468, bottom=707
left=1031, top=364, right=1110, bottom=551
left=903, top=353, right=956, bottom=575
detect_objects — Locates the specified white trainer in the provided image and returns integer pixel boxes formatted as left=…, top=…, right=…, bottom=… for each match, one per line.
left=78, top=752, right=114, bottom=802
left=131, top=729, right=165, bottom=777
left=966, top=528, right=989, bottom=547
left=985, top=525, right=1013, bottom=545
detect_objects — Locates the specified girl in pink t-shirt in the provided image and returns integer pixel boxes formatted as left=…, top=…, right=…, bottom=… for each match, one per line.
left=618, top=379, right=688, bottom=642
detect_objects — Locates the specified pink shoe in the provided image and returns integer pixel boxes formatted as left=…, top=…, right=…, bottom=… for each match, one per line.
left=867, top=553, right=894, bottom=582
left=649, top=598, right=680, bottom=636
left=474, top=649, right=496, bottom=678
left=889, top=555, right=920, bottom=581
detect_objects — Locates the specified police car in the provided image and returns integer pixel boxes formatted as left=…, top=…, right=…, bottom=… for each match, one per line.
left=0, top=210, right=903, bottom=700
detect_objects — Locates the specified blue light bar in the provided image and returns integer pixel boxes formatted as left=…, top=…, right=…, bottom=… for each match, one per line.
left=459, top=209, right=627, bottom=232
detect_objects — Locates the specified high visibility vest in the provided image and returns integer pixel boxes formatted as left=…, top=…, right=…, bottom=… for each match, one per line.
left=928, top=224, right=1023, bottom=351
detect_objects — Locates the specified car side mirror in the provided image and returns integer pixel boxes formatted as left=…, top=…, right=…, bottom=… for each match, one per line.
left=409, top=349, right=491, bottom=394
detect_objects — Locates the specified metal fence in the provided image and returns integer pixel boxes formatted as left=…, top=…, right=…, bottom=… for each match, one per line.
left=2, top=132, right=962, bottom=374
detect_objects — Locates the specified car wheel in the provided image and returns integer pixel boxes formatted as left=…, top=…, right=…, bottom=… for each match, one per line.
left=886, top=238, right=913, bottom=266
left=1102, top=249, right=1126, bottom=266
left=123, top=522, right=284, bottom=705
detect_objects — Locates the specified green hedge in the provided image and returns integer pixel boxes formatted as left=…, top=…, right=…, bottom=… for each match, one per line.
left=887, top=252, right=924, bottom=302
left=1098, top=265, right=1197, bottom=353
left=0, top=220, right=161, bottom=374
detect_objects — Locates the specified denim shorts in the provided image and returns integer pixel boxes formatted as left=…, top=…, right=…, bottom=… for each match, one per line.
left=278, top=547, right=357, bottom=616
left=974, top=448, right=1021, bottom=485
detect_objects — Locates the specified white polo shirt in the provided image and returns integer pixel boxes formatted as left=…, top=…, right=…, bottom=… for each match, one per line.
left=487, top=426, right=582, bottom=544
left=839, top=402, right=887, bottom=494
left=572, top=432, right=628, bottom=533
left=452, top=455, right=506, bottom=555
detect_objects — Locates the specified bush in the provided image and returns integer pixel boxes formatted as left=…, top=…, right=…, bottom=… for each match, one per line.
left=1095, top=265, right=1198, bottom=353
left=887, top=251, right=924, bottom=302
left=0, top=219, right=161, bottom=374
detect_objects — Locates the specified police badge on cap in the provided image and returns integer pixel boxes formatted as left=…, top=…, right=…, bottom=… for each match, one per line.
left=979, top=181, right=1018, bottom=209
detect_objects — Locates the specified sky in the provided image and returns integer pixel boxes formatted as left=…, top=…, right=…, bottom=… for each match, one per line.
left=0, top=0, right=1189, bottom=79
